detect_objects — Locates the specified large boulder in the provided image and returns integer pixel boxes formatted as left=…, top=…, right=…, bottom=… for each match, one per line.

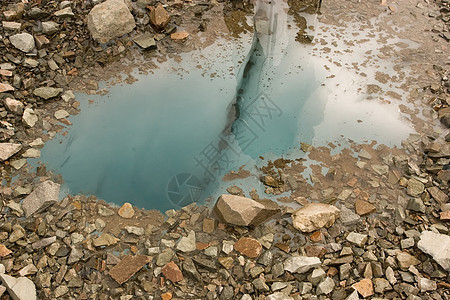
left=87, top=0, right=136, bottom=43
left=417, top=231, right=450, bottom=271
left=292, top=203, right=340, bottom=233
left=213, top=194, right=280, bottom=226
left=22, top=180, right=60, bottom=217
left=0, top=143, right=22, bottom=161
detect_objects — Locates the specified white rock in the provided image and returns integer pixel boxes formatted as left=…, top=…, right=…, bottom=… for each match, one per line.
left=0, top=143, right=22, bottom=161
left=87, top=0, right=136, bottom=43
left=417, top=231, right=450, bottom=271
left=176, top=230, right=196, bottom=252
left=22, top=108, right=38, bottom=127
left=22, top=148, right=40, bottom=158
left=0, top=273, right=36, bottom=300
left=292, top=203, right=340, bottom=233
left=346, top=232, right=368, bottom=247
left=284, top=256, right=321, bottom=274
left=9, top=33, right=35, bottom=53
left=54, top=109, right=69, bottom=119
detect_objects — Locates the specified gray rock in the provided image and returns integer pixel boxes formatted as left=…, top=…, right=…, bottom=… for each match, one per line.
left=219, top=285, right=234, bottom=300
left=417, top=277, right=436, bottom=292
left=32, top=236, right=56, bottom=250
left=291, top=203, right=340, bottom=232
left=339, top=206, right=361, bottom=226
left=68, top=246, right=83, bottom=264
left=33, top=87, right=63, bottom=99
left=156, top=249, right=174, bottom=267
left=9, top=33, right=35, bottom=52
left=346, top=232, right=368, bottom=247
left=41, top=21, right=59, bottom=34
left=176, top=230, right=196, bottom=252
left=417, top=231, right=450, bottom=271
left=54, top=7, right=74, bottom=17
left=98, top=205, right=114, bottom=216
left=316, top=277, right=335, bottom=295
left=407, top=198, right=425, bottom=213
left=284, top=256, right=321, bottom=274
left=22, top=180, right=60, bottom=217
left=374, top=278, right=392, bottom=293
left=252, top=277, right=269, bottom=292
left=125, top=226, right=144, bottom=236
left=0, top=273, right=36, bottom=300
left=0, top=143, right=22, bottom=161
left=87, top=0, right=136, bottom=43
left=4, top=98, right=24, bottom=115
left=133, top=33, right=156, bottom=50
left=22, top=108, right=38, bottom=127
left=266, top=292, right=293, bottom=300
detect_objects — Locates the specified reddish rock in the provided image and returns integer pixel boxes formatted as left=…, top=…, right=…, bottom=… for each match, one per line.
left=118, top=202, right=135, bottom=218
left=440, top=211, right=450, bottom=221
left=161, top=292, right=172, bottom=300
left=355, top=199, right=376, bottom=216
left=352, top=278, right=374, bottom=298
left=0, top=83, right=14, bottom=93
left=274, top=243, right=290, bottom=253
left=171, top=32, right=189, bottom=41
left=149, top=4, right=170, bottom=30
left=0, top=70, right=12, bottom=77
left=304, top=245, right=327, bottom=258
left=109, top=255, right=151, bottom=284
left=234, top=237, right=262, bottom=258
left=0, top=244, right=12, bottom=257
left=161, top=261, right=183, bottom=283
left=310, top=231, right=324, bottom=242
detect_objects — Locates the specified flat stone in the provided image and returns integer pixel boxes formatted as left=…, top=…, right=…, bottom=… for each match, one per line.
left=176, top=230, right=196, bottom=252
left=109, top=255, right=151, bottom=284
left=118, top=202, right=134, bottom=218
left=406, top=179, right=424, bottom=197
left=352, top=278, right=374, bottom=298
left=417, top=231, right=450, bottom=271
left=0, top=273, right=36, bottom=300
left=149, top=4, right=170, bottom=30
left=22, top=108, right=38, bottom=127
left=284, top=256, right=321, bottom=273
left=0, top=83, right=14, bottom=93
left=22, top=149, right=40, bottom=158
left=124, top=226, right=144, bottom=236
left=316, top=277, right=335, bottom=295
left=54, top=109, right=69, bottom=119
left=31, top=236, right=56, bottom=250
left=133, top=33, right=156, bottom=50
left=2, top=21, right=21, bottom=30
left=33, top=87, right=63, bottom=100
left=54, top=7, right=74, bottom=17
left=22, top=181, right=60, bottom=217
left=9, top=33, right=35, bottom=52
left=10, top=159, right=26, bottom=170
left=427, top=186, right=448, bottom=203
left=358, top=149, right=372, bottom=160
left=87, top=0, right=136, bottom=43
left=396, top=251, right=420, bottom=269
left=355, top=200, right=376, bottom=216
left=346, top=232, right=368, bottom=247
left=171, top=32, right=189, bottom=41
left=371, top=164, right=389, bottom=175
left=41, top=21, right=59, bottom=34
left=0, top=143, right=22, bottom=161
left=234, top=237, right=262, bottom=258
left=161, top=261, right=183, bottom=283
left=218, top=257, right=234, bottom=269
left=292, top=203, right=340, bottom=233
left=18, top=264, right=37, bottom=277
left=92, top=233, right=119, bottom=247
left=156, top=249, right=174, bottom=267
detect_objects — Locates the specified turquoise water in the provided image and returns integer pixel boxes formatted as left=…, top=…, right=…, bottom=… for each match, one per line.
left=33, top=2, right=414, bottom=211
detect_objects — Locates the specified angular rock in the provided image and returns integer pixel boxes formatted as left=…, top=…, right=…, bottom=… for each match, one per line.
left=93, top=233, right=119, bottom=247
left=0, top=273, right=36, bottom=300
left=118, top=202, right=135, bottom=218
left=0, top=245, right=12, bottom=258
left=149, top=4, right=170, bottom=30
left=234, top=237, right=262, bottom=258
left=41, top=21, right=59, bottom=34
left=346, top=232, right=368, bottom=247
left=33, top=87, right=63, bottom=100
left=284, top=256, right=321, bottom=273
left=171, top=32, right=189, bottom=41
left=161, top=261, right=183, bottom=283
left=406, top=179, right=424, bottom=197
left=417, top=231, right=450, bottom=271
left=4, top=98, right=23, bottom=115
left=22, top=108, right=38, bottom=127
left=54, top=7, right=74, bottom=17
left=22, top=181, right=60, bottom=217
left=31, top=236, right=56, bottom=250
left=355, top=200, right=376, bottom=216
left=352, top=278, right=373, bottom=298
left=109, top=255, right=151, bottom=284
left=133, top=34, right=156, bottom=50
left=292, top=203, right=340, bottom=232
left=176, top=230, right=196, bottom=252
left=396, top=251, right=420, bottom=269
left=214, top=194, right=279, bottom=226
left=22, top=149, right=40, bottom=158
left=87, top=0, right=136, bottom=43
left=316, top=277, right=335, bottom=295
left=407, top=198, right=425, bottom=213
left=427, top=186, right=448, bottom=203
left=54, top=110, right=69, bottom=119
left=340, top=206, right=361, bottom=226
left=9, top=33, right=35, bottom=52
left=0, top=143, right=22, bottom=161
left=0, top=83, right=14, bottom=93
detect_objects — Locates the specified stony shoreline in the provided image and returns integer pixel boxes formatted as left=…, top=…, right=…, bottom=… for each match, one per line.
left=0, top=0, right=449, bottom=299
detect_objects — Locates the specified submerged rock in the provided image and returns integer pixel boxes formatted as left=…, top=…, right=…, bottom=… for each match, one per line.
left=291, top=203, right=340, bottom=232
left=22, top=181, right=60, bottom=217
left=87, top=0, right=136, bottom=43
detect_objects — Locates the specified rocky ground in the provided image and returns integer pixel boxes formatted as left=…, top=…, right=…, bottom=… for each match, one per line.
left=0, top=0, right=449, bottom=299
